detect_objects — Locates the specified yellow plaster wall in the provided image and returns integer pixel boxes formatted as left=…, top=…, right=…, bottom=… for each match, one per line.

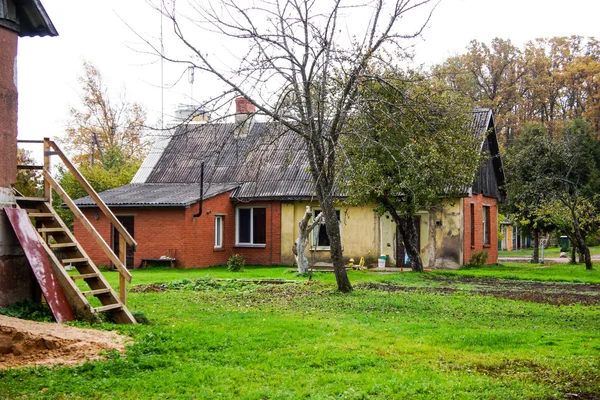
left=280, top=201, right=379, bottom=265
left=432, top=199, right=463, bottom=269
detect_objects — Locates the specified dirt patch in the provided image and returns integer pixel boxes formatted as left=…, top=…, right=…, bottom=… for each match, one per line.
left=0, top=315, right=128, bottom=370
left=357, top=278, right=600, bottom=306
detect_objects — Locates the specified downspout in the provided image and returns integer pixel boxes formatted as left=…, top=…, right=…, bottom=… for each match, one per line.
left=193, top=162, right=204, bottom=218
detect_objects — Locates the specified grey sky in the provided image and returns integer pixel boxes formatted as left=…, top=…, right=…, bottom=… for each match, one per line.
left=16, top=0, right=600, bottom=144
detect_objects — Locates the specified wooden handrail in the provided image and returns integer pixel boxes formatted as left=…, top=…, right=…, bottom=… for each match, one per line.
left=45, top=139, right=137, bottom=250
left=43, top=170, right=132, bottom=284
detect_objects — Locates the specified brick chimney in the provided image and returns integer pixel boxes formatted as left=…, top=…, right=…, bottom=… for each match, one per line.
left=234, top=97, right=255, bottom=138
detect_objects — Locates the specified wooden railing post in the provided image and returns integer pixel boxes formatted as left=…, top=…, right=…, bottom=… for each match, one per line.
left=119, top=234, right=126, bottom=304
left=43, top=138, right=51, bottom=200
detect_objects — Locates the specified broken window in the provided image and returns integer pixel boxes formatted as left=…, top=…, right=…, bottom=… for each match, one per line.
left=313, top=209, right=341, bottom=249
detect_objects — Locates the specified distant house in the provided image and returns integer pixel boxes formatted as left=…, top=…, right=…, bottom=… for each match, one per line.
left=73, top=101, right=504, bottom=269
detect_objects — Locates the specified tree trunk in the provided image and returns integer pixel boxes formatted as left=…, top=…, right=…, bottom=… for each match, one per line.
left=380, top=197, right=424, bottom=272
left=320, top=196, right=352, bottom=292
left=398, top=217, right=424, bottom=272
left=396, top=227, right=406, bottom=268
left=532, top=230, right=539, bottom=264
left=294, top=207, right=323, bottom=274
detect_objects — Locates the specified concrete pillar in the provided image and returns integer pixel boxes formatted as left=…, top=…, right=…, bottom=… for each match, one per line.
left=0, top=27, right=36, bottom=307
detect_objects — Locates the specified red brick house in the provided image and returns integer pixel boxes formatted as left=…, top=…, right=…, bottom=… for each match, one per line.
left=73, top=103, right=504, bottom=269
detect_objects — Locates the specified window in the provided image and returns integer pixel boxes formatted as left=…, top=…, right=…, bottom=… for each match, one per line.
left=236, top=207, right=266, bottom=246
left=483, top=205, right=490, bottom=245
left=470, top=203, right=475, bottom=247
left=214, top=216, right=223, bottom=248
left=313, top=209, right=341, bottom=249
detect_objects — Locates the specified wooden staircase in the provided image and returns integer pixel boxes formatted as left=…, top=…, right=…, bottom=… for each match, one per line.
left=15, top=197, right=136, bottom=324
left=15, top=138, right=138, bottom=324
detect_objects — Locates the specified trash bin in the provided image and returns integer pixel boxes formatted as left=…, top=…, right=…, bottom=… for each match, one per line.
left=378, top=254, right=387, bottom=268
left=559, top=236, right=570, bottom=252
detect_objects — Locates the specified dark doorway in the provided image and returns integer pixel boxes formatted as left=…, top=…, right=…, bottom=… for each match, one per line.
left=397, top=215, right=421, bottom=267
left=112, top=216, right=134, bottom=269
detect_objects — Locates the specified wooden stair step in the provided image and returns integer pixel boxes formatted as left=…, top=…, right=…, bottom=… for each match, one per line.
left=71, top=273, right=99, bottom=280
left=62, top=257, right=89, bottom=264
left=15, top=197, right=48, bottom=203
left=94, top=304, right=122, bottom=313
left=82, top=288, right=111, bottom=297
left=49, top=242, right=77, bottom=249
left=28, top=212, right=54, bottom=218
left=38, top=227, right=66, bottom=233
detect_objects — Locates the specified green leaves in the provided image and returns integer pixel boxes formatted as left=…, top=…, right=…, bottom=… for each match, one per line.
left=341, top=70, right=480, bottom=219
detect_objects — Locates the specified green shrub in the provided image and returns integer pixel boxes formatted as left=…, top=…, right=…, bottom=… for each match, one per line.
left=462, top=251, right=488, bottom=269
left=227, top=254, right=245, bottom=272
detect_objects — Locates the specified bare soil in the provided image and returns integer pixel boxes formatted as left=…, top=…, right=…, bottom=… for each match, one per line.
left=0, top=315, right=128, bottom=370
left=358, top=277, right=600, bottom=306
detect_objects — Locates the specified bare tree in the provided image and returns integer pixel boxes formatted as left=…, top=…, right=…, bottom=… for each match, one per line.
left=146, top=0, right=436, bottom=292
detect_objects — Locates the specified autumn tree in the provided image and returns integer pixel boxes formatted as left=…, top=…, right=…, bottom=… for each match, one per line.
left=340, top=70, right=480, bottom=272
left=505, top=120, right=600, bottom=269
left=149, top=0, right=438, bottom=292
left=61, top=61, right=150, bottom=168
left=14, top=149, right=42, bottom=197
left=433, top=36, right=600, bottom=143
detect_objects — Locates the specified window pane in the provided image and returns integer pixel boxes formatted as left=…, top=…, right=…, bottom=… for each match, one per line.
left=238, top=209, right=251, bottom=243
left=253, top=208, right=266, bottom=244
left=483, top=206, right=490, bottom=245
left=215, top=217, right=222, bottom=247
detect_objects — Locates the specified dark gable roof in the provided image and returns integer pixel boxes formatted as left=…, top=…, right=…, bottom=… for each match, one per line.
left=0, top=0, right=58, bottom=37
left=145, top=122, right=314, bottom=201
left=81, top=108, right=504, bottom=207
left=74, top=183, right=238, bottom=208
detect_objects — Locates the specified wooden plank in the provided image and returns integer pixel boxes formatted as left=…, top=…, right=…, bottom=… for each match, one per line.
left=28, top=212, right=54, bottom=218
left=82, top=288, right=111, bottom=297
left=95, top=304, right=122, bottom=313
left=119, top=234, right=126, bottom=304
left=49, top=242, right=77, bottom=249
left=43, top=138, right=51, bottom=201
left=43, top=171, right=132, bottom=283
left=71, top=273, right=99, bottom=280
left=3, top=208, right=75, bottom=323
left=15, top=197, right=48, bottom=202
left=62, top=257, right=89, bottom=263
left=17, top=165, right=43, bottom=170
left=38, top=227, right=66, bottom=233
left=47, top=140, right=137, bottom=249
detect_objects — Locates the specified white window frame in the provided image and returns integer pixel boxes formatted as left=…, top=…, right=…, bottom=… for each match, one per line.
left=311, top=208, right=342, bottom=250
left=214, top=216, right=223, bottom=249
left=235, top=206, right=266, bottom=247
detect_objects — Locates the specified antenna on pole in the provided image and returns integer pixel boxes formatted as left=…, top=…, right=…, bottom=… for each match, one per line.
left=160, top=2, right=165, bottom=130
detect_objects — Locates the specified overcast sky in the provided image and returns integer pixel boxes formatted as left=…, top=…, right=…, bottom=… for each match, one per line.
left=16, top=0, right=600, bottom=146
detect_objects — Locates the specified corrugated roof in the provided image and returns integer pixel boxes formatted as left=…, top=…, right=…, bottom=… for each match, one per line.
left=94, top=109, right=499, bottom=204
left=144, top=122, right=314, bottom=200
left=74, top=183, right=238, bottom=208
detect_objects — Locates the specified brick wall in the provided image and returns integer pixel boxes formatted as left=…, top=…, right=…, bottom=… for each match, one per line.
left=75, top=207, right=186, bottom=268
left=74, top=193, right=282, bottom=268
left=463, top=195, right=498, bottom=264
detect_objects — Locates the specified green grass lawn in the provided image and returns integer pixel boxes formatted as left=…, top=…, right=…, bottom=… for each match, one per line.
left=2, top=263, right=600, bottom=399
left=498, top=245, right=600, bottom=258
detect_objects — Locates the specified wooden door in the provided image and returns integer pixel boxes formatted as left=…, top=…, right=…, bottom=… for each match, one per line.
left=112, top=216, right=134, bottom=269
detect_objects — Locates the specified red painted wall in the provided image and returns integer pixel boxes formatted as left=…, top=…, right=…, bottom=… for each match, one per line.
left=0, top=28, right=18, bottom=188
left=74, top=192, right=282, bottom=268
left=463, top=195, right=498, bottom=264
